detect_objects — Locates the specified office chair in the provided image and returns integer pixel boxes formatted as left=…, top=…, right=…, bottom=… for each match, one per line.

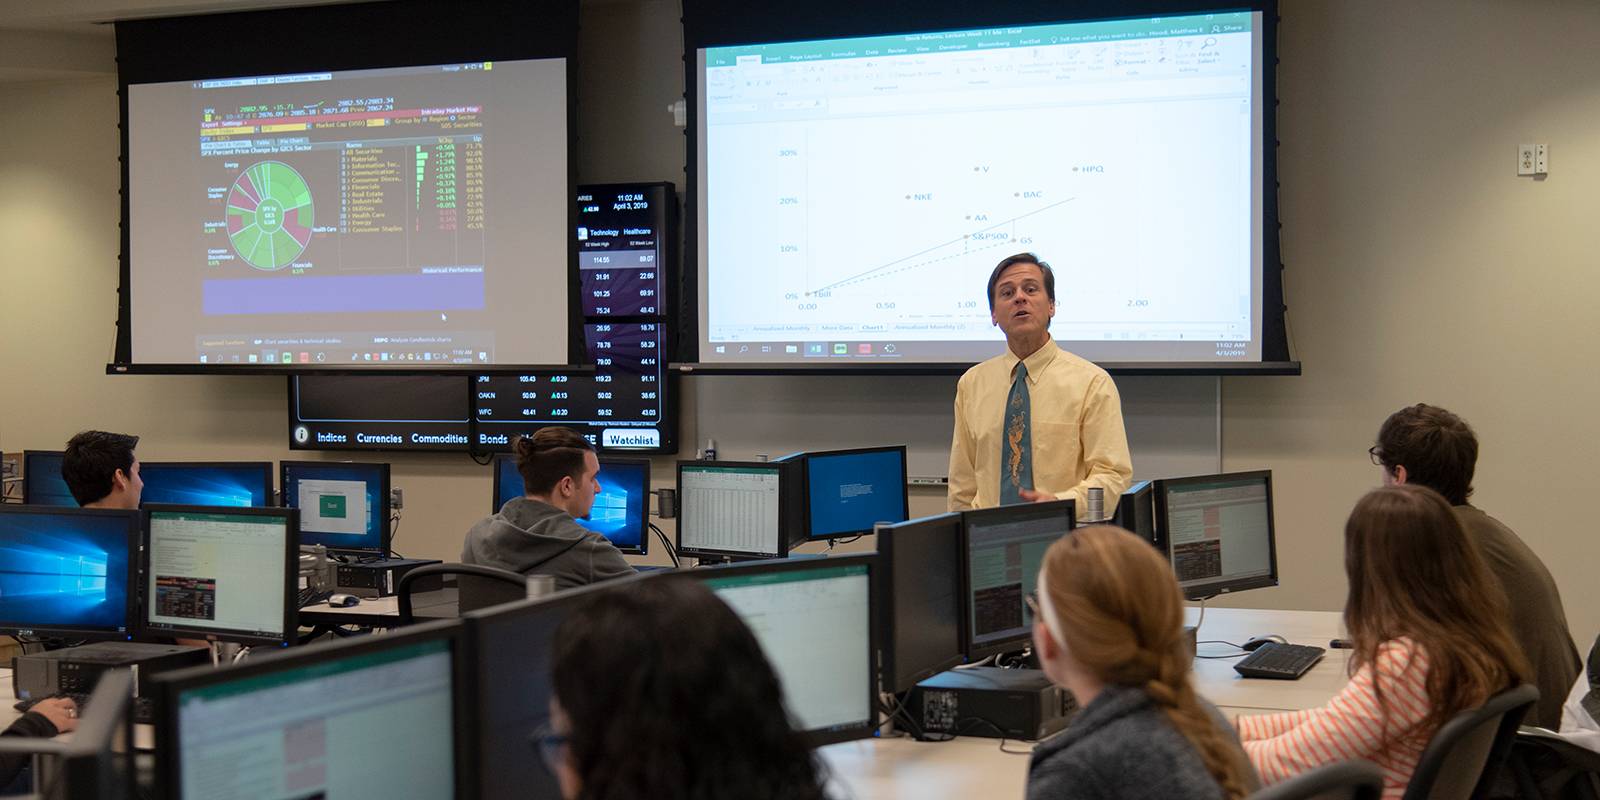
left=1248, top=760, right=1385, bottom=800
left=1507, top=728, right=1600, bottom=800
left=1402, top=683, right=1539, bottom=800
left=397, top=562, right=526, bottom=626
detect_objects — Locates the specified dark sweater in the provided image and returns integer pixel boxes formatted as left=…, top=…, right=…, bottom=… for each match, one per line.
left=1453, top=505, right=1580, bottom=730
left=1, top=712, right=58, bottom=789
left=462, top=497, right=636, bottom=592
left=1028, top=684, right=1256, bottom=800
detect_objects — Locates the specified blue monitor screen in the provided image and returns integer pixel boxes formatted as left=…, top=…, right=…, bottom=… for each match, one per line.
left=806, top=448, right=908, bottom=539
left=493, top=456, right=648, bottom=554
left=23, top=452, right=76, bottom=507
left=281, top=463, right=388, bottom=553
left=140, top=463, right=272, bottom=508
left=0, top=509, right=134, bottom=636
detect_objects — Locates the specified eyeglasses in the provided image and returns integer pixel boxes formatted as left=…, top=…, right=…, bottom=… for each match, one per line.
left=529, top=721, right=569, bottom=774
left=1367, top=445, right=1384, bottom=466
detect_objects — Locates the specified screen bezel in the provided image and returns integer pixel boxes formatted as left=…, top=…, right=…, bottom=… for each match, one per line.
left=876, top=512, right=965, bottom=694
left=958, top=498, right=1075, bottom=661
left=681, top=553, right=881, bottom=746
left=152, top=619, right=469, bottom=799
left=137, top=504, right=299, bottom=647
left=21, top=450, right=71, bottom=507
left=278, top=460, right=392, bottom=555
left=588, top=457, right=651, bottom=556
left=1152, top=469, right=1279, bottom=600
left=801, top=445, right=909, bottom=540
left=0, top=505, right=140, bottom=641
left=674, top=460, right=792, bottom=560
left=137, top=461, right=276, bottom=508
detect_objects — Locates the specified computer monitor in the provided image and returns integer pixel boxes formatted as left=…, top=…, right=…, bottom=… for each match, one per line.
left=876, top=513, right=964, bottom=694
left=138, top=462, right=274, bottom=508
left=139, top=505, right=298, bottom=647
left=492, top=454, right=650, bottom=555
left=34, top=669, right=138, bottom=800
left=461, top=579, right=644, bottom=800
left=153, top=621, right=467, bottom=799
left=1112, top=479, right=1157, bottom=548
left=685, top=554, right=878, bottom=746
left=675, top=460, right=802, bottom=560
left=22, top=450, right=75, bottom=507
left=0, top=506, right=138, bottom=641
left=960, top=499, right=1075, bottom=661
left=802, top=446, right=909, bottom=540
left=279, top=461, right=392, bottom=555
left=1154, top=470, right=1278, bottom=600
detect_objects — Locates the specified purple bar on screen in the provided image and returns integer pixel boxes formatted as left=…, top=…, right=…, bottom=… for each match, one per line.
left=203, top=273, right=485, bottom=315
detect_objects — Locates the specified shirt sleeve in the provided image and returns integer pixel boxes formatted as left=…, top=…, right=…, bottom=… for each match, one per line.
left=1055, top=373, right=1133, bottom=512
left=586, top=537, right=638, bottom=583
left=1240, top=642, right=1431, bottom=785
left=947, top=375, right=978, bottom=512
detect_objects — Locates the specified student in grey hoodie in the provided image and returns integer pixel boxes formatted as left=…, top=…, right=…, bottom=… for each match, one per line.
left=463, top=427, right=635, bottom=590
left=1027, top=526, right=1257, bottom=800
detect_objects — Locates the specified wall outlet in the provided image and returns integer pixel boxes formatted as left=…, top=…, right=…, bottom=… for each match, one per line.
left=1518, top=143, right=1537, bottom=176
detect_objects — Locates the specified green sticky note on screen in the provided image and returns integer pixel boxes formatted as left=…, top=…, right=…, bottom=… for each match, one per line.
left=320, top=494, right=347, bottom=518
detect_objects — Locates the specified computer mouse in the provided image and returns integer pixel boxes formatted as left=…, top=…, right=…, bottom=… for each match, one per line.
left=1241, top=635, right=1287, bottom=652
left=327, top=593, right=360, bottom=608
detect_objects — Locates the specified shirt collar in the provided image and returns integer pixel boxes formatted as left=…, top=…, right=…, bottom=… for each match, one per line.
left=1004, top=336, right=1058, bottom=384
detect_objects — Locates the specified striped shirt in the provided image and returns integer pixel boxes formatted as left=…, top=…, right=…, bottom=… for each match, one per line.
left=1236, top=639, right=1433, bottom=798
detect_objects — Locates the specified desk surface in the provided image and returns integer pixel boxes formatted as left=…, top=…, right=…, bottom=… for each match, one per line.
left=297, top=586, right=459, bottom=626
left=822, top=606, right=1347, bottom=799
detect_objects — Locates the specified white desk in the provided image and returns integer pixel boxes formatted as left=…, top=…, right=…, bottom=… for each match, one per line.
left=822, top=607, right=1348, bottom=799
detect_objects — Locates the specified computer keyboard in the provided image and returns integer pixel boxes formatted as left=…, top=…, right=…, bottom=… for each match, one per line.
left=298, top=587, right=334, bottom=608
left=12, top=693, right=155, bottom=724
left=1233, top=642, right=1326, bottom=680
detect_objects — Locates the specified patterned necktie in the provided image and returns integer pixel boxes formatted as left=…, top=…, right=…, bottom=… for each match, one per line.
left=1000, top=361, right=1033, bottom=505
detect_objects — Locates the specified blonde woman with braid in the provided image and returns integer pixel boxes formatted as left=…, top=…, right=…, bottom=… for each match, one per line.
left=1028, top=525, right=1257, bottom=800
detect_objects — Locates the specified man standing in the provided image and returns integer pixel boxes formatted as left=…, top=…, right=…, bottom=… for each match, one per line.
left=949, top=253, right=1132, bottom=512
left=1373, top=403, right=1580, bottom=730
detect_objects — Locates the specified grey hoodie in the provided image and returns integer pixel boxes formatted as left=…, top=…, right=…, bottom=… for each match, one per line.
left=461, top=497, right=636, bottom=591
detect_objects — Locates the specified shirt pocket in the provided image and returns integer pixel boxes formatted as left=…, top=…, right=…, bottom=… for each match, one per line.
left=1031, top=421, right=1082, bottom=466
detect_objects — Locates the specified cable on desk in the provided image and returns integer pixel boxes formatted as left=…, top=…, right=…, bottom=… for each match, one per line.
left=949, top=717, right=1033, bottom=755
left=648, top=522, right=680, bottom=568
left=1194, top=640, right=1251, bottom=660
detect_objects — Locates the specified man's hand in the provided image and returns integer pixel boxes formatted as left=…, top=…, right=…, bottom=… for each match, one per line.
left=1018, top=488, right=1056, bottom=503
left=31, top=697, right=79, bottom=733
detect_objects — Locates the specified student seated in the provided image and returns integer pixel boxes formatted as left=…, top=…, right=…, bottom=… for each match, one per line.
left=462, top=427, right=633, bottom=591
left=1236, top=485, right=1529, bottom=797
left=542, top=578, right=828, bottom=800
left=1028, top=525, right=1257, bottom=800
left=60, top=430, right=142, bottom=509
left=1, top=697, right=78, bottom=791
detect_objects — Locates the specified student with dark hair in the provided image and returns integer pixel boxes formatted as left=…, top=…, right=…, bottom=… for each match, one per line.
left=461, top=427, right=633, bottom=590
left=1372, top=403, right=1578, bottom=729
left=60, top=430, right=142, bottom=508
left=542, top=578, right=828, bottom=800
left=1028, top=525, right=1257, bottom=799
left=1237, top=485, right=1529, bottom=796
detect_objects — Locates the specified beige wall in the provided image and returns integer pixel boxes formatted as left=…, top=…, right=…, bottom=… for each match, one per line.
left=2, top=0, right=1596, bottom=642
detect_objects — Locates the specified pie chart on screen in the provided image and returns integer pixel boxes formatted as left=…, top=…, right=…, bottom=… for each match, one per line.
left=225, top=160, right=314, bottom=271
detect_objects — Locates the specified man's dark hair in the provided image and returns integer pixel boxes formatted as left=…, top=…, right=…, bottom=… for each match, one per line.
left=61, top=430, right=140, bottom=506
left=986, top=252, right=1056, bottom=311
left=552, top=579, right=828, bottom=800
left=512, top=427, right=594, bottom=496
left=1373, top=404, right=1477, bottom=506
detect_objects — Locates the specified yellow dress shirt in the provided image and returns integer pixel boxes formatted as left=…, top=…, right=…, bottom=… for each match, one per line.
left=947, top=338, right=1133, bottom=513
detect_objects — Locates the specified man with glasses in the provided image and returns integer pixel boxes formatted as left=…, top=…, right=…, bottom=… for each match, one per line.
left=1372, top=403, right=1579, bottom=730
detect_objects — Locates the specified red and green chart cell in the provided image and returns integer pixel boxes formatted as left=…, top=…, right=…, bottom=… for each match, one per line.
left=225, top=161, right=314, bottom=271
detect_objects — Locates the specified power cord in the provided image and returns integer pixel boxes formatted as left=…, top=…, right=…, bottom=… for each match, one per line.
left=388, top=513, right=406, bottom=558
left=647, top=522, right=680, bottom=568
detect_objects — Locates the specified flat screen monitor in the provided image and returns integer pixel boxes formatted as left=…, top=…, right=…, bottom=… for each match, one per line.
left=0, top=506, right=139, bottom=640
left=876, top=512, right=963, bottom=694
left=492, top=455, right=650, bottom=555
left=154, top=621, right=466, bottom=799
left=22, top=450, right=75, bottom=507
left=279, top=461, right=392, bottom=555
left=1113, top=479, right=1157, bottom=548
left=139, top=505, right=298, bottom=646
left=1154, top=470, right=1277, bottom=600
left=139, top=462, right=274, bottom=508
left=803, top=446, right=908, bottom=540
left=687, top=554, right=878, bottom=745
left=960, top=499, right=1075, bottom=660
left=460, top=580, right=638, bottom=800
left=675, top=460, right=797, bottom=560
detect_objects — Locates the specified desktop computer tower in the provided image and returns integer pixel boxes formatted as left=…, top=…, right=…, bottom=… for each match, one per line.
left=334, top=557, right=443, bottom=598
left=907, top=667, right=1076, bottom=740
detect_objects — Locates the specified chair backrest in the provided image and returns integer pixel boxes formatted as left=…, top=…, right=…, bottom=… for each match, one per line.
left=396, top=562, right=527, bottom=625
left=1403, top=683, right=1539, bottom=800
left=1248, top=760, right=1385, bottom=800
